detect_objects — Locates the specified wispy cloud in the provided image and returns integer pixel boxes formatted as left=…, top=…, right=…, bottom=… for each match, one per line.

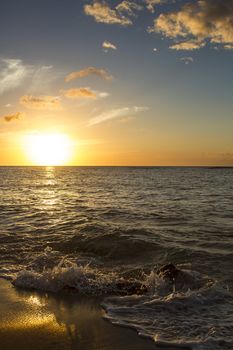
left=170, top=40, right=205, bottom=51
left=65, top=67, right=113, bottom=82
left=149, top=0, right=233, bottom=50
left=2, top=112, right=25, bottom=122
left=87, top=106, right=149, bottom=126
left=20, top=95, right=61, bottom=110
left=0, top=59, right=59, bottom=97
left=98, top=92, right=110, bottom=98
left=0, top=58, right=31, bottom=95
left=62, top=87, right=97, bottom=99
left=29, top=65, right=55, bottom=92
left=180, top=57, right=194, bottom=64
left=61, top=87, right=109, bottom=99
left=102, top=40, right=117, bottom=50
left=224, top=43, right=233, bottom=50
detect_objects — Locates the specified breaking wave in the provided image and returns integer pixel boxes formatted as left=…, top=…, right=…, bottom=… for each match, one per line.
left=11, top=248, right=233, bottom=350
left=103, top=268, right=233, bottom=350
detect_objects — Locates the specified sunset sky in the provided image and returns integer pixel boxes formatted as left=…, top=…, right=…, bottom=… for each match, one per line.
left=0, top=0, right=232, bottom=166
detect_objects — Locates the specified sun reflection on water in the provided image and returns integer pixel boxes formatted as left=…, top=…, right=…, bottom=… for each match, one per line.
left=39, top=167, right=58, bottom=209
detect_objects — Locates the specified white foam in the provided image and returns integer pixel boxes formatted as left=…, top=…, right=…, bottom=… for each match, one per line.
left=13, top=261, right=119, bottom=294
left=11, top=250, right=233, bottom=350
left=102, top=269, right=233, bottom=350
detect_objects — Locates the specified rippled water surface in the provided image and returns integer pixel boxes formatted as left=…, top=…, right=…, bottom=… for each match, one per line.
left=0, top=166, right=232, bottom=349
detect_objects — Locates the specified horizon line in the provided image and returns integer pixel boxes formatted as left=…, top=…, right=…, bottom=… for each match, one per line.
left=0, top=165, right=232, bottom=168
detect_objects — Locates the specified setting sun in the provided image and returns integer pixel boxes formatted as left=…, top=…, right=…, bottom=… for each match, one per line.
left=23, top=133, right=73, bottom=166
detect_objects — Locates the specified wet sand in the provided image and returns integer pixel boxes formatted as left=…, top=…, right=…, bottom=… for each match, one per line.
left=0, top=279, right=186, bottom=350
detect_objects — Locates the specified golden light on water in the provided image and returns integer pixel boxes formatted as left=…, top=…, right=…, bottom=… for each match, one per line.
left=23, top=133, right=73, bottom=166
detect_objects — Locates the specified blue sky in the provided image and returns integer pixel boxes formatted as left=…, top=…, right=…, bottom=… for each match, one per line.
left=0, top=0, right=232, bottom=165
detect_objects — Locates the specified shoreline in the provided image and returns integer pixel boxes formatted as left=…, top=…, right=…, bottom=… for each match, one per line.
left=0, top=278, right=187, bottom=350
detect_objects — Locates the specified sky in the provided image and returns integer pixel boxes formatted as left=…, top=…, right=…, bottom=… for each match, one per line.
left=0, top=0, right=232, bottom=166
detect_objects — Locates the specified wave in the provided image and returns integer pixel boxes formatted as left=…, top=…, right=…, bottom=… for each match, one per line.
left=12, top=247, right=141, bottom=295
left=11, top=249, right=233, bottom=350
left=52, top=225, right=163, bottom=260
left=103, top=267, right=233, bottom=350
left=13, top=263, right=118, bottom=294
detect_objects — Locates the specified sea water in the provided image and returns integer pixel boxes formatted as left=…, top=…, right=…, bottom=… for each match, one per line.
left=0, top=166, right=232, bottom=349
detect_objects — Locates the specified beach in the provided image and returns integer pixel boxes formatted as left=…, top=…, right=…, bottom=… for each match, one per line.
left=0, top=278, right=187, bottom=350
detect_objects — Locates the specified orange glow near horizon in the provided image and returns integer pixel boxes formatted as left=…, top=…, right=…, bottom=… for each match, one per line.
left=23, top=133, right=73, bottom=166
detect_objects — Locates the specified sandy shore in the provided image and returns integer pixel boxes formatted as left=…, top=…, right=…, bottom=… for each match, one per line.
left=0, top=278, right=186, bottom=350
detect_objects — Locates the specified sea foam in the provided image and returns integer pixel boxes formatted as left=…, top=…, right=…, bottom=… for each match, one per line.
left=12, top=248, right=233, bottom=350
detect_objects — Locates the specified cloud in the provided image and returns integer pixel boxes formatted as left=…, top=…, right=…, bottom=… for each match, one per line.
left=29, top=65, right=55, bottom=92
left=102, top=40, right=117, bottom=50
left=62, top=87, right=97, bottom=99
left=61, top=87, right=109, bottom=99
left=224, top=43, right=233, bottom=50
left=170, top=40, right=206, bottom=50
left=149, top=0, right=233, bottom=49
left=0, top=60, right=58, bottom=97
left=87, top=106, right=149, bottom=126
left=65, top=67, right=113, bottom=82
left=0, top=58, right=31, bottom=95
left=116, top=1, right=142, bottom=16
left=96, top=91, right=110, bottom=98
left=61, top=87, right=109, bottom=100
left=84, top=1, right=133, bottom=26
left=180, top=57, right=194, bottom=64
left=144, top=0, right=164, bottom=13
left=2, top=112, right=25, bottom=122
left=84, top=0, right=166, bottom=25
left=20, top=95, right=61, bottom=110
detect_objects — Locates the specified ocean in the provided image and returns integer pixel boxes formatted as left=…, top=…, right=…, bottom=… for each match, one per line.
left=0, top=166, right=232, bottom=349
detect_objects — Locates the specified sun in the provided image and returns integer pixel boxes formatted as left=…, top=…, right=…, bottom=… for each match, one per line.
left=24, top=133, right=73, bottom=166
